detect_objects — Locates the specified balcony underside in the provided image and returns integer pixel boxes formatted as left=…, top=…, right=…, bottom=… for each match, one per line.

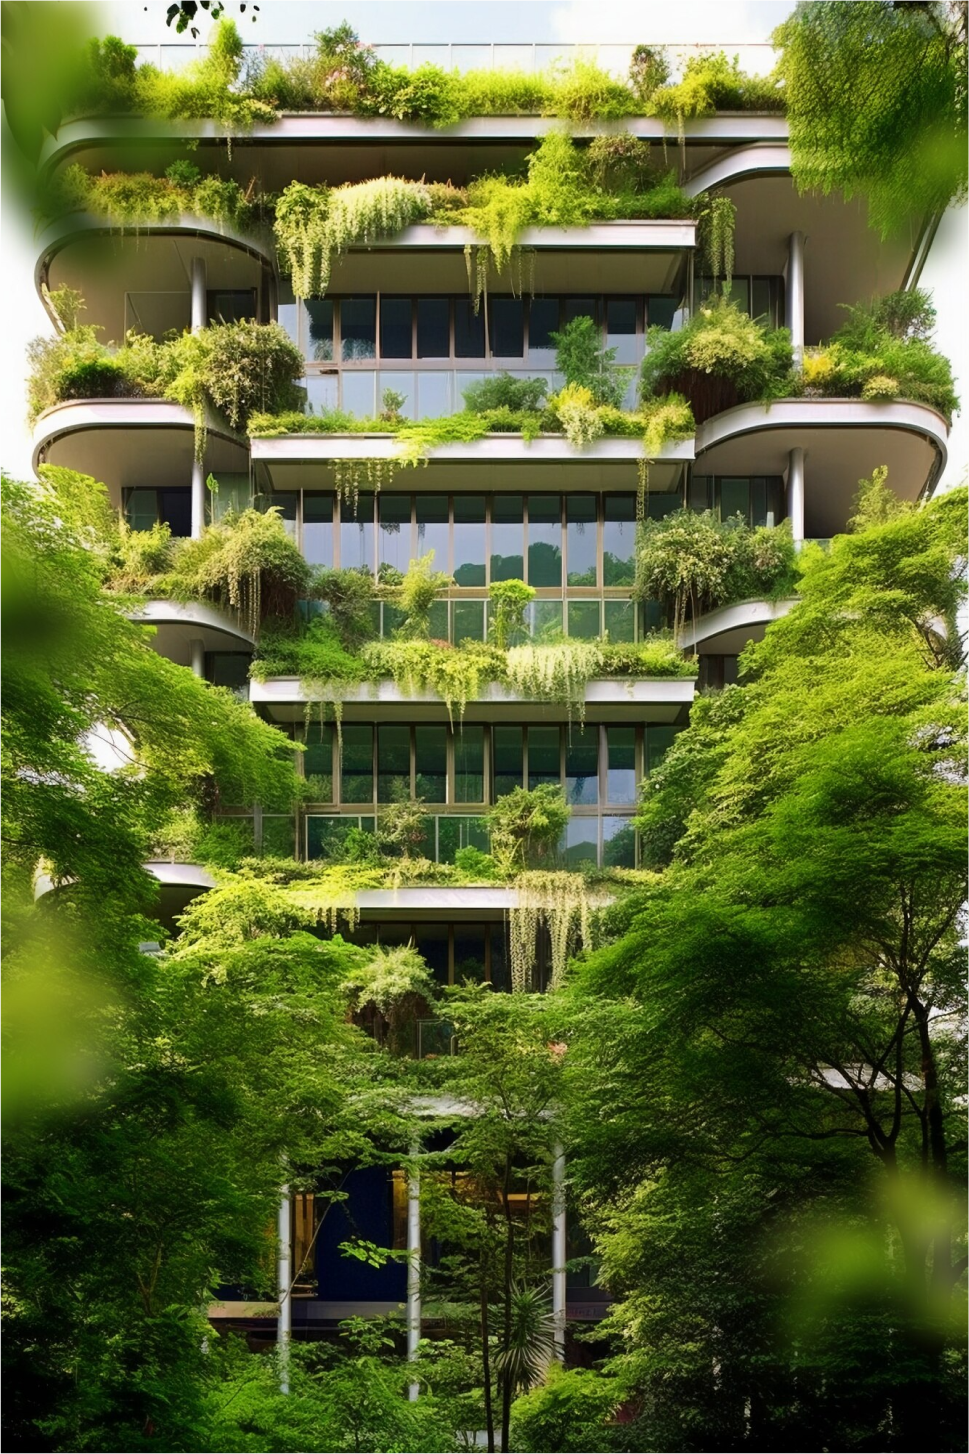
left=132, top=599, right=255, bottom=666
left=681, top=598, right=796, bottom=655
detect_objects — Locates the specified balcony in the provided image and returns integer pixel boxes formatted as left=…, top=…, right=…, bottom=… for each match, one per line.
left=130, top=599, right=256, bottom=670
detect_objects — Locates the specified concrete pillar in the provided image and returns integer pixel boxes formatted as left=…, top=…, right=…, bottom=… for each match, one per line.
left=552, top=1144, right=567, bottom=1362
left=191, top=457, right=206, bottom=540
left=787, top=231, right=805, bottom=369
left=788, top=447, right=805, bottom=547
left=190, top=256, right=207, bottom=334
left=277, top=1188, right=291, bottom=1393
left=189, top=639, right=205, bottom=679
left=406, top=1148, right=421, bottom=1400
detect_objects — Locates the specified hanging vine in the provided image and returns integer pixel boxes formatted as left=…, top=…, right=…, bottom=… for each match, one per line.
left=504, top=641, right=604, bottom=724
left=699, top=194, right=737, bottom=289
left=509, top=870, right=596, bottom=992
left=332, top=457, right=398, bottom=509
left=275, top=177, right=433, bottom=298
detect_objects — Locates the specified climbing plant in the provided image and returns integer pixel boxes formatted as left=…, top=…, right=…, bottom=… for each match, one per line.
left=509, top=870, right=595, bottom=992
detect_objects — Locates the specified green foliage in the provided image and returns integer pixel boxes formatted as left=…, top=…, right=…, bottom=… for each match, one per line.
left=377, top=797, right=432, bottom=860
left=396, top=551, right=452, bottom=638
left=648, top=49, right=784, bottom=130
left=363, top=638, right=503, bottom=724
left=505, top=639, right=606, bottom=721
left=485, top=785, right=571, bottom=874
left=343, top=943, right=439, bottom=1053
left=311, top=567, right=378, bottom=650
left=160, top=508, right=311, bottom=634
left=545, top=57, right=639, bottom=121
left=274, top=175, right=433, bottom=297
left=639, top=298, right=793, bottom=420
left=510, top=1364, right=622, bottom=1453
left=462, top=371, right=549, bottom=414
left=552, top=315, right=627, bottom=408
left=628, top=45, right=670, bottom=104
left=41, top=161, right=256, bottom=230
left=488, top=578, right=535, bottom=650
left=250, top=615, right=368, bottom=698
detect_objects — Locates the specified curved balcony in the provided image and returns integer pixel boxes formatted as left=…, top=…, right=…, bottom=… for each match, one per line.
left=36, top=210, right=275, bottom=342
left=35, top=859, right=216, bottom=925
left=131, top=599, right=255, bottom=668
left=32, top=399, right=249, bottom=513
left=694, top=398, right=948, bottom=539
left=680, top=598, right=796, bottom=656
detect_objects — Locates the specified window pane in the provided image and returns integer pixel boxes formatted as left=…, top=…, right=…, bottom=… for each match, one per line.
left=307, top=815, right=361, bottom=860
left=604, top=597, right=637, bottom=643
left=493, top=726, right=523, bottom=798
left=380, top=296, right=412, bottom=358
left=646, top=295, right=677, bottom=331
left=416, top=371, right=452, bottom=418
left=207, top=289, right=255, bottom=325
left=428, top=599, right=449, bottom=639
left=416, top=494, right=449, bottom=571
left=527, top=494, right=562, bottom=587
left=566, top=726, right=598, bottom=805
left=305, top=374, right=339, bottom=413
left=415, top=725, right=447, bottom=801
left=277, top=281, right=299, bottom=347
left=564, top=297, right=597, bottom=324
left=607, top=726, right=636, bottom=804
left=532, top=599, right=563, bottom=639
left=305, top=299, right=334, bottom=361
left=528, top=725, right=560, bottom=790
left=566, top=494, right=597, bottom=585
left=646, top=725, right=679, bottom=775
left=529, top=297, right=559, bottom=362
left=606, top=298, right=638, bottom=364
left=489, top=922, right=509, bottom=990
left=126, top=488, right=158, bottom=531
left=341, top=297, right=376, bottom=360
left=720, top=478, right=750, bottom=523
left=340, top=492, right=375, bottom=572
left=568, top=600, right=600, bottom=639
left=563, top=817, right=598, bottom=867
left=689, top=475, right=712, bottom=513
left=262, top=816, right=295, bottom=857
left=415, top=923, right=449, bottom=987
left=377, top=724, right=410, bottom=803
left=438, top=815, right=489, bottom=863
left=603, top=494, right=636, bottom=585
left=490, top=297, right=524, bottom=357
left=491, top=494, right=524, bottom=582
left=208, top=653, right=250, bottom=699
left=417, top=297, right=450, bottom=358
left=722, top=277, right=751, bottom=315
left=342, top=725, right=373, bottom=802
left=751, top=277, right=775, bottom=325
left=341, top=370, right=376, bottom=416
left=453, top=495, right=486, bottom=586
left=454, top=300, right=486, bottom=358
left=159, top=488, right=191, bottom=537
left=454, top=724, right=484, bottom=802
left=304, top=724, right=334, bottom=801
left=378, top=493, right=412, bottom=575
left=454, top=925, right=487, bottom=984
left=378, top=370, right=415, bottom=419
left=270, top=492, right=298, bottom=541
left=453, top=599, right=485, bottom=643
left=603, top=815, right=636, bottom=868
left=303, top=493, right=334, bottom=568
left=750, top=477, right=768, bottom=529
left=644, top=492, right=680, bottom=522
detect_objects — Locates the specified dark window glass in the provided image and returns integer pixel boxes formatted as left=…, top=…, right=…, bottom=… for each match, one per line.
left=490, top=922, right=509, bottom=990
left=566, top=494, right=597, bottom=586
left=751, top=277, right=775, bottom=325
left=438, top=815, right=490, bottom=863
left=568, top=600, right=600, bottom=639
left=416, top=923, right=449, bottom=986
left=564, top=297, right=597, bottom=324
left=428, top=599, right=448, bottom=639
left=454, top=495, right=486, bottom=587
left=606, top=726, right=636, bottom=804
left=159, top=488, right=192, bottom=538
left=262, top=816, right=295, bottom=857
left=723, top=656, right=740, bottom=685
left=606, top=299, right=636, bottom=335
left=341, top=296, right=376, bottom=361
left=603, top=815, right=636, bottom=868
left=417, top=298, right=450, bottom=358
left=720, top=478, right=750, bottom=523
left=304, top=724, right=333, bottom=801
left=340, top=492, right=375, bottom=572
left=307, top=815, right=372, bottom=860
left=271, top=492, right=298, bottom=541
left=453, top=599, right=485, bottom=643
left=454, top=925, right=487, bottom=984
left=750, top=477, right=768, bottom=529
left=342, top=725, right=374, bottom=802
left=491, top=494, right=524, bottom=582
left=603, top=495, right=636, bottom=585
left=528, top=726, right=560, bottom=791
left=493, top=726, right=523, bottom=798
left=378, top=494, right=412, bottom=575
left=305, top=299, right=334, bottom=361
left=564, top=817, right=598, bottom=867
left=208, top=653, right=250, bottom=697
left=415, top=725, right=447, bottom=801
left=377, top=724, right=410, bottom=803
left=529, top=297, right=559, bottom=355
left=416, top=494, right=449, bottom=570
left=454, top=725, right=485, bottom=802
left=454, top=299, right=486, bottom=358
left=689, top=475, right=712, bottom=513
left=125, top=488, right=158, bottom=532
left=647, top=295, right=678, bottom=331
left=380, top=296, right=412, bottom=358
left=644, top=492, right=680, bottom=521
left=489, top=297, right=524, bottom=357
left=604, top=597, right=637, bottom=643
left=646, top=725, right=679, bottom=776
left=527, top=494, right=562, bottom=587
left=207, top=289, right=256, bottom=325
left=303, top=493, right=334, bottom=567
left=566, top=726, right=598, bottom=806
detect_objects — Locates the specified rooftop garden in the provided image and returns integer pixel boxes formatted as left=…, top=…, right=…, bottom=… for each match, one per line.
left=69, top=22, right=784, bottom=128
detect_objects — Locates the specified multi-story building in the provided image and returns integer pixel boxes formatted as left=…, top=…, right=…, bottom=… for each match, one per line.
left=30, top=36, right=950, bottom=1361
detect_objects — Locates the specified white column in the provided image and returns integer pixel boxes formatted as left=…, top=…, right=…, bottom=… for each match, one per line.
left=277, top=1188, right=291, bottom=1393
left=189, top=639, right=205, bottom=678
left=406, top=1148, right=421, bottom=1400
left=191, top=457, right=206, bottom=540
left=788, top=447, right=805, bottom=547
left=787, top=231, right=805, bottom=369
left=190, top=256, right=207, bottom=334
left=552, top=1144, right=567, bottom=1362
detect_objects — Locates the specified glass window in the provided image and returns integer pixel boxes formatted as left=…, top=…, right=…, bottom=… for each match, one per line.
left=563, top=817, right=598, bottom=867
left=646, top=725, right=679, bottom=776
left=720, top=478, right=750, bottom=523
left=380, top=297, right=412, bottom=358
left=689, top=475, right=713, bottom=513
left=606, top=298, right=638, bottom=364
left=490, top=922, right=509, bottom=990
left=603, top=816, right=636, bottom=868
left=207, top=289, right=256, bottom=325
left=271, top=492, right=298, bottom=541
left=378, top=494, right=412, bottom=575
left=438, top=815, right=489, bottom=863
left=564, top=297, right=597, bottom=325
left=528, top=297, right=559, bottom=362
left=305, top=299, right=334, bottom=361
left=566, top=494, right=597, bottom=586
left=341, top=370, right=376, bottom=416
left=606, top=726, right=636, bottom=804
left=454, top=300, right=486, bottom=358
left=340, top=492, right=375, bottom=572
left=377, top=724, right=410, bottom=803
left=604, top=597, right=637, bottom=642
left=527, top=494, right=562, bottom=587
left=453, top=495, right=486, bottom=587
left=603, top=495, right=636, bottom=586
left=454, top=725, right=485, bottom=802
left=568, top=600, right=600, bottom=639
left=417, top=297, right=450, bottom=358
left=126, top=489, right=157, bottom=531
left=341, top=296, right=376, bottom=360
left=490, top=297, right=524, bottom=357
left=342, top=725, right=374, bottom=802
left=566, top=726, right=598, bottom=806
left=491, top=495, right=524, bottom=582
left=751, top=277, right=776, bottom=326
left=378, top=370, right=415, bottom=419
left=262, top=816, right=295, bottom=857
left=647, top=295, right=678, bottom=331
left=416, top=371, right=451, bottom=418
left=453, top=599, right=485, bottom=643
left=644, top=492, right=681, bottom=522
left=415, top=923, right=449, bottom=987
left=159, top=488, right=192, bottom=537
left=493, top=726, right=523, bottom=798
left=528, top=726, right=560, bottom=791
left=532, top=599, right=564, bottom=639
left=454, top=925, right=487, bottom=984
left=277, top=282, right=299, bottom=347
left=416, top=494, right=449, bottom=571
left=305, top=374, right=339, bottom=413
left=303, top=493, right=334, bottom=568
left=304, top=725, right=333, bottom=801
left=750, top=477, right=768, bottom=529
left=428, top=599, right=448, bottom=640
left=207, top=653, right=250, bottom=699
left=210, top=474, right=250, bottom=523
left=415, top=725, right=447, bottom=801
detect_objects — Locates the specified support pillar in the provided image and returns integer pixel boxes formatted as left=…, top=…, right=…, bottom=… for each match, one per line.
left=189, top=638, right=205, bottom=679
left=787, top=231, right=805, bottom=369
left=190, top=256, right=207, bottom=334
left=191, top=457, right=206, bottom=540
left=552, top=1144, right=567, bottom=1362
left=787, top=447, right=805, bottom=548
left=406, top=1146, right=421, bottom=1401
left=277, top=1188, right=291, bottom=1393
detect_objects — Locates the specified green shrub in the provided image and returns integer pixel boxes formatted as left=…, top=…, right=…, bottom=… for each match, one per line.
left=489, top=579, right=535, bottom=650
left=485, top=784, right=571, bottom=873
left=396, top=552, right=452, bottom=639
left=311, top=567, right=378, bottom=650
left=165, top=508, right=311, bottom=633
left=454, top=845, right=497, bottom=880
left=510, top=1364, right=622, bottom=1454
left=552, top=315, right=628, bottom=408
left=251, top=614, right=368, bottom=693
left=363, top=61, right=465, bottom=127
left=600, top=638, right=698, bottom=677
left=649, top=51, right=784, bottom=129
left=628, top=44, right=670, bottom=104
left=545, top=57, right=639, bottom=121
left=639, top=299, right=793, bottom=419
left=462, top=372, right=548, bottom=414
